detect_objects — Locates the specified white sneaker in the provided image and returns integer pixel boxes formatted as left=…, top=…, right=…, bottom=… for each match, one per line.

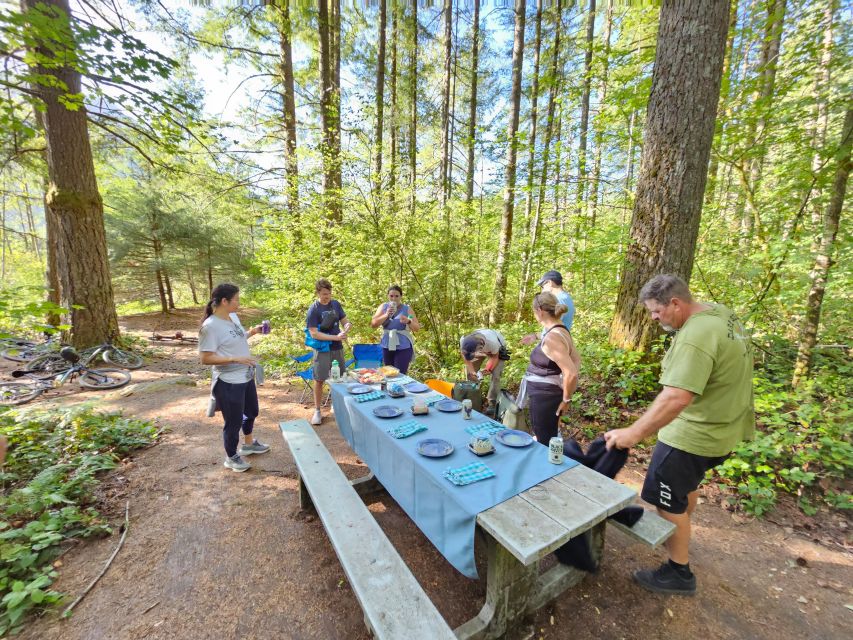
left=310, top=409, right=322, bottom=426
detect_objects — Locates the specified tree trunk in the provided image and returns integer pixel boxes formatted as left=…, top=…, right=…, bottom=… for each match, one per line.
left=164, top=271, right=176, bottom=310
left=207, top=242, right=213, bottom=296
left=372, top=0, right=387, bottom=203
left=388, top=0, right=399, bottom=217
left=610, top=0, right=730, bottom=352
left=490, top=0, right=526, bottom=325
left=739, top=0, right=787, bottom=244
left=439, top=0, right=453, bottom=216
left=186, top=265, right=199, bottom=305
left=22, top=182, right=41, bottom=260
left=574, top=0, right=596, bottom=233
left=516, top=0, right=544, bottom=316
left=408, top=1, right=418, bottom=218
left=278, top=0, right=299, bottom=231
left=155, top=267, right=168, bottom=313
left=22, top=0, right=119, bottom=347
left=809, top=0, right=835, bottom=236
left=792, top=105, right=852, bottom=386
left=588, top=0, right=612, bottom=226
left=318, top=0, right=341, bottom=235
left=464, top=0, right=481, bottom=205
left=519, top=0, right=562, bottom=314
left=705, top=0, right=739, bottom=206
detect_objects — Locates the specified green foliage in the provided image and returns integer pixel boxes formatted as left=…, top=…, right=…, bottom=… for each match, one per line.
left=713, top=356, right=852, bottom=516
left=0, top=285, right=68, bottom=337
left=0, top=405, right=157, bottom=634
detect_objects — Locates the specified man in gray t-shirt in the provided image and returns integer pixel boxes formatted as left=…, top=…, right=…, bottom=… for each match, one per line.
left=460, top=328, right=507, bottom=414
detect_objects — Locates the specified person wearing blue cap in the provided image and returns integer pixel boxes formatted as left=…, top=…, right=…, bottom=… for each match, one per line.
left=459, top=328, right=508, bottom=416
left=521, top=270, right=575, bottom=345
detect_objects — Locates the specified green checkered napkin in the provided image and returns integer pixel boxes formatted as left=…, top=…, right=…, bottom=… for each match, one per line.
left=443, top=462, right=496, bottom=486
left=353, top=390, right=386, bottom=403
left=387, top=420, right=428, bottom=439
left=464, top=420, right=505, bottom=437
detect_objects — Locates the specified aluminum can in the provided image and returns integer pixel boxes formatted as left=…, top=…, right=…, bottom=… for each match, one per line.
left=261, top=320, right=271, bottom=334
left=548, top=436, right=564, bottom=464
left=462, top=398, right=473, bottom=419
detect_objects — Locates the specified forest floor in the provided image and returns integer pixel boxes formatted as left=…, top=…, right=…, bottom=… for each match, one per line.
left=8, top=308, right=852, bottom=640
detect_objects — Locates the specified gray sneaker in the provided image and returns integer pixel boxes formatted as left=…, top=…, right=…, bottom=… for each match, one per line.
left=239, top=439, right=271, bottom=456
left=224, top=454, right=251, bottom=472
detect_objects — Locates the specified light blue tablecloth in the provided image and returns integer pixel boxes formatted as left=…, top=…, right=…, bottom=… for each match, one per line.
left=330, top=382, right=577, bottom=578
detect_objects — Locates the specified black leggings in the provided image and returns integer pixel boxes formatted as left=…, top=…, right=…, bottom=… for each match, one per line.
left=213, top=379, right=259, bottom=458
left=528, top=391, right=562, bottom=444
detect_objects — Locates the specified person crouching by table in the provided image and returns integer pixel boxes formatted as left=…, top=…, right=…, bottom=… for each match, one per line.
left=517, top=292, right=580, bottom=444
left=199, top=283, right=271, bottom=473
left=460, top=328, right=509, bottom=416
left=370, top=284, right=420, bottom=374
left=306, top=278, right=351, bottom=426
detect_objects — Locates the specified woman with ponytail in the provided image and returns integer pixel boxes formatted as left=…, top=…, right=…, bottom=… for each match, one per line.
left=199, top=283, right=271, bottom=472
left=517, top=291, right=580, bottom=444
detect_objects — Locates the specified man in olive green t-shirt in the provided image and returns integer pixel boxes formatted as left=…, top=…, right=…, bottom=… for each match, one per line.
left=604, top=274, right=754, bottom=596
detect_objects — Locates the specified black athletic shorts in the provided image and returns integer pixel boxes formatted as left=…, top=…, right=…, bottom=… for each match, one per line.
left=641, top=442, right=729, bottom=514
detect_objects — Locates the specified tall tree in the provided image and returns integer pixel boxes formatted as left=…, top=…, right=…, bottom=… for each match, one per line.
left=610, top=0, right=731, bottom=351
left=792, top=106, right=852, bottom=386
left=516, top=0, right=543, bottom=315
left=278, top=0, right=299, bottom=227
left=21, top=0, right=119, bottom=346
left=318, top=0, right=342, bottom=232
left=574, top=0, right=596, bottom=235
left=388, top=0, right=399, bottom=216
left=439, top=0, right=453, bottom=215
left=464, top=0, right=481, bottom=205
left=587, top=0, right=613, bottom=225
left=490, top=0, right=526, bottom=324
left=372, top=0, right=387, bottom=202
left=408, top=1, right=418, bottom=219
left=519, top=0, right=563, bottom=310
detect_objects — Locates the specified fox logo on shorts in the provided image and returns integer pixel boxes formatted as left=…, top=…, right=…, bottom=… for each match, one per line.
left=659, top=481, right=672, bottom=508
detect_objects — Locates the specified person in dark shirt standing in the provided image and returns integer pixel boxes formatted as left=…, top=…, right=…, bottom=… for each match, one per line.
left=306, top=278, right=351, bottom=425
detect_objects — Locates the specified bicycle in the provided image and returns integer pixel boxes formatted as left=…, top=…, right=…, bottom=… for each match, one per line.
left=1, top=336, right=62, bottom=363
left=0, top=347, right=132, bottom=406
left=25, top=340, right=144, bottom=373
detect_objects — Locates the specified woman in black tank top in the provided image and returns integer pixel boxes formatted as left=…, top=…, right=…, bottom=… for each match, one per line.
left=526, top=292, right=581, bottom=444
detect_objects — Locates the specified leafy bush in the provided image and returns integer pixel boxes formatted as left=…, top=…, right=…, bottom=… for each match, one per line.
left=713, top=365, right=852, bottom=516
left=0, top=405, right=157, bottom=635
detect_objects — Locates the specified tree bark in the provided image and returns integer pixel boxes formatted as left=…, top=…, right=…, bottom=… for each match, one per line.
left=610, top=0, right=730, bottom=352
left=318, top=0, right=342, bottom=235
left=22, top=0, right=119, bottom=347
left=278, top=0, right=299, bottom=230
left=464, top=0, right=481, bottom=205
left=372, top=0, right=387, bottom=203
left=439, top=0, right=453, bottom=216
left=792, top=105, right=852, bottom=386
left=588, top=0, right=612, bottom=226
left=164, top=271, right=176, bottom=310
left=408, top=1, right=418, bottom=218
left=490, top=0, right=526, bottom=324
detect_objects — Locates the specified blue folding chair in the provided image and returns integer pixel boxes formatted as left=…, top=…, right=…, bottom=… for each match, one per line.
left=291, top=351, right=355, bottom=405
left=351, top=343, right=383, bottom=369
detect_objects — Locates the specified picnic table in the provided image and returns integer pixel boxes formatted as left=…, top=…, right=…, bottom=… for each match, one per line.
left=326, top=375, right=655, bottom=639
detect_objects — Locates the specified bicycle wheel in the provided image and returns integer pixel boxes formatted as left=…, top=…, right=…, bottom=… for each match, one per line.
left=0, top=382, right=45, bottom=406
left=1, top=346, right=36, bottom=362
left=25, top=353, right=72, bottom=373
left=102, top=348, right=144, bottom=370
left=78, top=368, right=132, bottom=390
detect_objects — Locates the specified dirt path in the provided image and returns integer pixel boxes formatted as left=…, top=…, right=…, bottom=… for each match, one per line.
left=14, top=311, right=853, bottom=640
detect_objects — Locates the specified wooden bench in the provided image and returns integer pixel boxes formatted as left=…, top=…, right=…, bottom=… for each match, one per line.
left=609, top=509, right=676, bottom=548
left=280, top=419, right=456, bottom=640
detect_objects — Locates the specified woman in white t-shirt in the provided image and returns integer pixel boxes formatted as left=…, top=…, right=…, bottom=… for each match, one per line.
left=199, top=283, right=271, bottom=472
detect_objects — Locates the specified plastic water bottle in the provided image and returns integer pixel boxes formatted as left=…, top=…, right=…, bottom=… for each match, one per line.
left=331, top=360, right=340, bottom=382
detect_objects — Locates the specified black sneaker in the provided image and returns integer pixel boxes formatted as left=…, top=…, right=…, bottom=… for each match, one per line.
left=633, top=562, right=696, bottom=596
